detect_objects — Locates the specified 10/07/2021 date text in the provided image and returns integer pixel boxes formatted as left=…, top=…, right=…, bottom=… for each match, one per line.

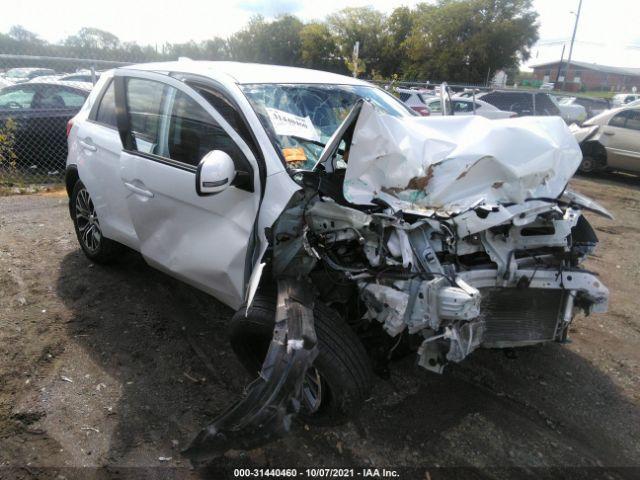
left=233, top=468, right=401, bottom=478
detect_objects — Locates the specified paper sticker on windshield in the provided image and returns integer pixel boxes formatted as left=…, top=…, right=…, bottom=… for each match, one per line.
left=266, top=108, right=320, bottom=142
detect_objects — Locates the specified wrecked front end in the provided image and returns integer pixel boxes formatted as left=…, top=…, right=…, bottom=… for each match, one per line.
left=300, top=101, right=610, bottom=373
left=185, top=100, right=610, bottom=462
left=305, top=193, right=608, bottom=374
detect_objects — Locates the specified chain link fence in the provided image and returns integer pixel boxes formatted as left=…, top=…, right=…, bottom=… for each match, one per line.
left=0, top=52, right=133, bottom=187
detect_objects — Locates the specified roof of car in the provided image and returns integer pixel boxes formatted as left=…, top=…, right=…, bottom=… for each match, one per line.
left=125, top=60, right=371, bottom=86
left=21, top=79, right=94, bottom=91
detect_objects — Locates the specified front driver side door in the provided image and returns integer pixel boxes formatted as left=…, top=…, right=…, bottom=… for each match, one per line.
left=114, top=70, right=261, bottom=309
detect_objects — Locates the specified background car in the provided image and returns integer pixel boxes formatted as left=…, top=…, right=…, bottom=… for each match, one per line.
left=573, top=105, right=640, bottom=173
left=476, top=90, right=561, bottom=117
left=424, top=96, right=516, bottom=119
left=559, top=96, right=610, bottom=119
left=550, top=95, right=587, bottom=124
left=612, top=93, right=640, bottom=107
left=59, top=72, right=100, bottom=83
left=0, top=76, right=12, bottom=89
left=3, top=67, right=57, bottom=84
left=396, top=87, right=431, bottom=115
left=0, top=80, right=91, bottom=173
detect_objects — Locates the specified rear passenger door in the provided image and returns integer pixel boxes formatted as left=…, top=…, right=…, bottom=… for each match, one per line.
left=76, top=76, right=138, bottom=249
left=114, top=70, right=261, bottom=308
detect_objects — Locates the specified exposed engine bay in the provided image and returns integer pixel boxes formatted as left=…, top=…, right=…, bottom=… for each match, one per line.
left=184, top=100, right=611, bottom=463
left=297, top=186, right=608, bottom=371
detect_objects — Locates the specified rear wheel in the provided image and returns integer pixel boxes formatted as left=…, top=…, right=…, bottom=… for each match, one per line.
left=229, top=295, right=373, bottom=425
left=71, top=180, right=123, bottom=264
left=578, top=155, right=598, bottom=173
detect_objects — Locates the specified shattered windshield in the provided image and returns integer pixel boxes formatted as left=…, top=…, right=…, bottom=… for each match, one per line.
left=240, top=83, right=413, bottom=170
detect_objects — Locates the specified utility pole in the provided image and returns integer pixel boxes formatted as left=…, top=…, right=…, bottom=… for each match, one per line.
left=555, top=44, right=566, bottom=85
left=562, top=0, right=582, bottom=91
left=352, top=41, right=360, bottom=78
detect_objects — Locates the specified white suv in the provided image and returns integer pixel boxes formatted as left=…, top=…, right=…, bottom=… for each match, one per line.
left=66, top=61, right=609, bottom=461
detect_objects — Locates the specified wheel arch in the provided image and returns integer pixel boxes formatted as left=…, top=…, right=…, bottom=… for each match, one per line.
left=581, top=140, right=608, bottom=167
left=65, top=165, right=80, bottom=217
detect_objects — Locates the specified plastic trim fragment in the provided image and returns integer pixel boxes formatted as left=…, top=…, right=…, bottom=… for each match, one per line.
left=183, top=277, right=317, bottom=463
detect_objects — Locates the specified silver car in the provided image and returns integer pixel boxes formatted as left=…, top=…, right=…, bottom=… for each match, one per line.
left=572, top=105, right=640, bottom=173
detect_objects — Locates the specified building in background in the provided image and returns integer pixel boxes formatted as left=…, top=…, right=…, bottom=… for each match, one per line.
left=531, top=60, right=640, bottom=92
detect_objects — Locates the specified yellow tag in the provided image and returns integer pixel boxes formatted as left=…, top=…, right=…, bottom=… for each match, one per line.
left=282, top=147, right=307, bottom=163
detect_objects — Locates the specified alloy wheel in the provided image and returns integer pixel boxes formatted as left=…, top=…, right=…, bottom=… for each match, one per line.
left=75, top=188, right=102, bottom=253
left=301, top=367, right=323, bottom=414
left=579, top=156, right=596, bottom=173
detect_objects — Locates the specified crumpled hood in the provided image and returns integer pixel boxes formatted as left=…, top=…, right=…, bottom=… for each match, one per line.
left=343, top=102, right=583, bottom=213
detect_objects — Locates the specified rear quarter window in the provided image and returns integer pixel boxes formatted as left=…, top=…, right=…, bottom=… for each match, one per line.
left=94, top=80, right=117, bottom=127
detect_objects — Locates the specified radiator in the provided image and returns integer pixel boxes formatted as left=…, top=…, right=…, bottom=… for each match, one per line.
left=479, top=288, right=566, bottom=348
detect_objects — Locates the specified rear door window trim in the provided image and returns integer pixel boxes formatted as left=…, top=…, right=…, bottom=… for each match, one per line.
left=88, top=78, right=118, bottom=131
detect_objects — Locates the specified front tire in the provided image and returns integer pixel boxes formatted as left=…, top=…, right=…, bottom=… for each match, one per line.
left=70, top=180, right=123, bottom=264
left=229, top=295, right=373, bottom=426
left=578, top=155, right=598, bottom=173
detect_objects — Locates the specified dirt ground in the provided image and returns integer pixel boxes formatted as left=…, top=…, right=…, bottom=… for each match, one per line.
left=1, top=174, right=639, bottom=479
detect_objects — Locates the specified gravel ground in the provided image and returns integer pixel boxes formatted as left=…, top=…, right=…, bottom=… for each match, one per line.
left=0, top=174, right=639, bottom=479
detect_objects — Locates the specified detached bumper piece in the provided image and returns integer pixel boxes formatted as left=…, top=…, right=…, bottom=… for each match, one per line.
left=183, top=278, right=317, bottom=464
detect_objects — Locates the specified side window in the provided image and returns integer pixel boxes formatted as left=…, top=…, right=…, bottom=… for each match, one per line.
left=453, top=100, right=473, bottom=113
left=482, top=93, right=532, bottom=115
left=624, top=111, right=640, bottom=131
left=125, top=78, right=166, bottom=154
left=95, top=80, right=117, bottom=127
left=398, top=92, right=411, bottom=102
left=188, top=83, right=260, bottom=160
left=38, top=86, right=86, bottom=109
left=0, top=87, right=36, bottom=109
left=428, top=100, right=442, bottom=113
left=609, top=111, right=629, bottom=128
left=167, top=90, right=250, bottom=171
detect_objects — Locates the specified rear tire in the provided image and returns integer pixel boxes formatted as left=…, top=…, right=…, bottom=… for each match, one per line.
left=229, top=295, right=373, bottom=425
left=578, top=155, right=597, bottom=173
left=70, top=180, right=123, bottom=264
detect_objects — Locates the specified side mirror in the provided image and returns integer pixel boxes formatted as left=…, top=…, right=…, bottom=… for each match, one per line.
left=196, top=150, right=236, bottom=196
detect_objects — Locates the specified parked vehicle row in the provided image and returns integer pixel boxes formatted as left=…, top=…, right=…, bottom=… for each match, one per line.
left=395, top=86, right=629, bottom=125
left=0, top=68, right=100, bottom=86
left=558, top=96, right=610, bottom=119
left=423, top=95, right=517, bottom=118
left=2, top=67, right=57, bottom=84
left=612, top=93, right=640, bottom=107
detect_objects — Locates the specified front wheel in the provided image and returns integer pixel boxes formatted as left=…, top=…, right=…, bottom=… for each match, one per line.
left=229, top=295, right=373, bottom=425
left=70, top=180, right=123, bottom=264
left=578, top=155, right=598, bottom=173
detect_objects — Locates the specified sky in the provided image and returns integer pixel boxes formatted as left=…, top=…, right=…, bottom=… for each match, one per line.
left=1, top=0, right=639, bottom=70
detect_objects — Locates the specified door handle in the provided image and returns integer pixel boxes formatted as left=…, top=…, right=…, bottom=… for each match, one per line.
left=603, top=131, right=615, bottom=136
left=124, top=181, right=154, bottom=198
left=79, top=139, right=97, bottom=151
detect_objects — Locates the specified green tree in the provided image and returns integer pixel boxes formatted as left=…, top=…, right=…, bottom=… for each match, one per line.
left=8, top=25, right=43, bottom=44
left=379, top=6, right=415, bottom=77
left=404, top=0, right=538, bottom=83
left=228, top=15, right=303, bottom=66
left=64, top=27, right=121, bottom=50
left=326, top=7, right=387, bottom=75
left=300, top=22, right=341, bottom=71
